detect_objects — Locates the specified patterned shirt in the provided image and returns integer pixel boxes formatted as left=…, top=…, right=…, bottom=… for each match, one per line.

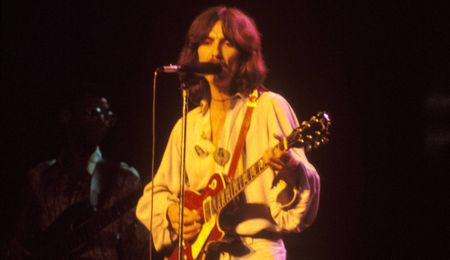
left=18, top=148, right=147, bottom=259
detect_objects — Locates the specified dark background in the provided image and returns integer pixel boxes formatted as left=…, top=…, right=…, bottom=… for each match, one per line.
left=2, top=0, right=447, bottom=259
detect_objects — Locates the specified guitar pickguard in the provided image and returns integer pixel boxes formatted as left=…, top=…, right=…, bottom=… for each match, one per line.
left=191, top=200, right=217, bottom=259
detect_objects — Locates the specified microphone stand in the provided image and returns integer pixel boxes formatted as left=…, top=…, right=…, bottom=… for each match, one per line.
left=177, top=82, right=189, bottom=260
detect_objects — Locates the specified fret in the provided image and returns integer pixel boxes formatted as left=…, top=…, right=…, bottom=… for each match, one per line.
left=228, top=181, right=234, bottom=197
left=242, top=171, right=249, bottom=185
left=226, top=182, right=234, bottom=200
left=257, top=159, right=265, bottom=170
left=248, top=165, right=257, bottom=179
left=224, top=191, right=228, bottom=205
left=238, top=175, right=244, bottom=190
left=232, top=181, right=239, bottom=197
left=228, top=186, right=233, bottom=202
left=254, top=164, right=261, bottom=175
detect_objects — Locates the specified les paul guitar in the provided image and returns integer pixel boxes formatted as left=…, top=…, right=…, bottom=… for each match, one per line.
left=169, top=111, right=331, bottom=260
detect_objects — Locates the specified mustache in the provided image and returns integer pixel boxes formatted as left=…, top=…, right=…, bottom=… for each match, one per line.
left=208, top=59, right=228, bottom=70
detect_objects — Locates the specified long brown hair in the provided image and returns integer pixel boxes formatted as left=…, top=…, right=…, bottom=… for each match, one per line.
left=178, top=6, right=267, bottom=104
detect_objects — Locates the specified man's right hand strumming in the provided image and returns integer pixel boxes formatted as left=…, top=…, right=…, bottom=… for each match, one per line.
left=167, top=203, right=202, bottom=241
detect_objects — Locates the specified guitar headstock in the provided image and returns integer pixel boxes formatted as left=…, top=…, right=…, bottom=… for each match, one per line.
left=286, top=111, right=331, bottom=152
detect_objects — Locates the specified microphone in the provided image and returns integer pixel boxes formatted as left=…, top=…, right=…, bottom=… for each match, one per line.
left=156, top=62, right=222, bottom=74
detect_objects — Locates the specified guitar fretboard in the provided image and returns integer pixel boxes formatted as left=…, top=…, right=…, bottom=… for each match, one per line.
left=211, top=142, right=285, bottom=214
left=204, top=111, right=330, bottom=218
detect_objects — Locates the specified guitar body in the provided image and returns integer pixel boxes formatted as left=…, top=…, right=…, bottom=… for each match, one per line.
left=169, top=173, right=227, bottom=260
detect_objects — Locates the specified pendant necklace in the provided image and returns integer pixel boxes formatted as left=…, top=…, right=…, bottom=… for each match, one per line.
left=210, top=106, right=232, bottom=167
left=213, top=147, right=230, bottom=166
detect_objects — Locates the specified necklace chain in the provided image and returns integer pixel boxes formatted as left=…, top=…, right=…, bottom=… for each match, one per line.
left=210, top=110, right=232, bottom=167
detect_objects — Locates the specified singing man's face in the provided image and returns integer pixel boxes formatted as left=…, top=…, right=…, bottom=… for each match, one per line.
left=197, top=20, right=240, bottom=92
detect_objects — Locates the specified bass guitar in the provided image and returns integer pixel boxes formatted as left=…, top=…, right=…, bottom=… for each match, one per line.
left=26, top=192, right=140, bottom=259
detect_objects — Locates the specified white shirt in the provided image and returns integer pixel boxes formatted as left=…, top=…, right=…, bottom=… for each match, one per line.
left=136, top=91, right=320, bottom=251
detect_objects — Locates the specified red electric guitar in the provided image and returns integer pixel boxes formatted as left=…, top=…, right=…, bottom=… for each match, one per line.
left=169, top=111, right=331, bottom=260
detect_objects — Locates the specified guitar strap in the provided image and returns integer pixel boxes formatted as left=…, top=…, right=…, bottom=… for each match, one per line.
left=227, top=89, right=260, bottom=180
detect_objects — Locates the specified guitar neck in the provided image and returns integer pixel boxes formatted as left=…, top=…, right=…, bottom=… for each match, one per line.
left=87, top=193, right=140, bottom=235
left=208, top=111, right=331, bottom=216
left=212, top=142, right=284, bottom=213
left=59, top=193, right=139, bottom=254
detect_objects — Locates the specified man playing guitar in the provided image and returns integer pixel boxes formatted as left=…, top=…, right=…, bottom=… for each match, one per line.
left=136, top=6, right=322, bottom=260
left=5, top=85, right=148, bottom=259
